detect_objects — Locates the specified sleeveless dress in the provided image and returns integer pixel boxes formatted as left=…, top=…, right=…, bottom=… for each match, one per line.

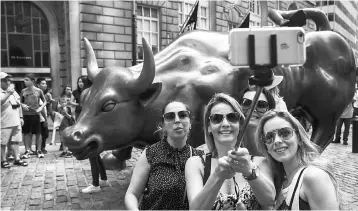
left=200, top=153, right=262, bottom=210
left=139, top=139, right=204, bottom=210
left=275, top=167, right=310, bottom=210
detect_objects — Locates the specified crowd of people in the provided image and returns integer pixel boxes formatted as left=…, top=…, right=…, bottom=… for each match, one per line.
left=2, top=70, right=354, bottom=209
left=1, top=72, right=91, bottom=164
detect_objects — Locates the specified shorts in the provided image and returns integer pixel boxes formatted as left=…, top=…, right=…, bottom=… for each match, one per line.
left=1, top=125, right=22, bottom=145
left=22, top=115, right=41, bottom=134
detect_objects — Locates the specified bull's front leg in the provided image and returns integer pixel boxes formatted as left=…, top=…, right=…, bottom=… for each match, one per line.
left=102, top=146, right=133, bottom=170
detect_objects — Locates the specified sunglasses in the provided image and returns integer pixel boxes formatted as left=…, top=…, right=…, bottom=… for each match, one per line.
left=163, top=110, right=190, bottom=122
left=262, top=127, right=296, bottom=145
left=241, top=98, right=269, bottom=113
left=209, top=112, right=242, bottom=124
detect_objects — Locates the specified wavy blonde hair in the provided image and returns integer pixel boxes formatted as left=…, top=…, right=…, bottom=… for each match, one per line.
left=254, top=110, right=341, bottom=207
left=203, top=93, right=245, bottom=158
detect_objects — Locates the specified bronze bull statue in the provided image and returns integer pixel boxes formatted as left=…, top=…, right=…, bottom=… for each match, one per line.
left=63, top=8, right=356, bottom=170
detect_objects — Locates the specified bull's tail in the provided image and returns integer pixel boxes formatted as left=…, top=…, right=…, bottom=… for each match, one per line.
left=268, top=8, right=331, bottom=31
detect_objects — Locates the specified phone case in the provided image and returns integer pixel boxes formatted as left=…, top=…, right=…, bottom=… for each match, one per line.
left=229, top=27, right=306, bottom=66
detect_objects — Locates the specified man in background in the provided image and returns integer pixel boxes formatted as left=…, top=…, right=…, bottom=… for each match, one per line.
left=20, top=74, right=47, bottom=159
left=1, top=72, right=28, bottom=168
left=36, top=78, right=52, bottom=154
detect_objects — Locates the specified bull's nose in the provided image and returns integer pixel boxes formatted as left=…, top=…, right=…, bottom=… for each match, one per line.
left=72, top=130, right=83, bottom=142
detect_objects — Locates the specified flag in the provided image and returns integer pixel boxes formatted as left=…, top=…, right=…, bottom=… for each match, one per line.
left=179, top=0, right=199, bottom=36
left=239, top=12, right=250, bottom=28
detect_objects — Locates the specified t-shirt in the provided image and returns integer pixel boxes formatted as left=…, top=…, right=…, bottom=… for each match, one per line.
left=1, top=89, right=22, bottom=128
left=21, top=87, right=46, bottom=116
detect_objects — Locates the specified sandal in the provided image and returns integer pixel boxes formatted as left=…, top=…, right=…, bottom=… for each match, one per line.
left=13, top=160, right=28, bottom=167
left=1, top=161, right=11, bottom=168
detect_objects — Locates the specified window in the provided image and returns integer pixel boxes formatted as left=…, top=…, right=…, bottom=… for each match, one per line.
left=249, top=0, right=260, bottom=15
left=136, top=6, right=159, bottom=61
left=1, top=1, right=49, bottom=67
left=228, top=22, right=238, bottom=30
left=178, top=0, right=209, bottom=30
left=276, top=0, right=280, bottom=10
left=327, top=13, right=334, bottom=21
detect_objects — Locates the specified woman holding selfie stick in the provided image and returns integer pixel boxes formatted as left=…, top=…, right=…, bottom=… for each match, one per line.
left=185, top=93, right=276, bottom=210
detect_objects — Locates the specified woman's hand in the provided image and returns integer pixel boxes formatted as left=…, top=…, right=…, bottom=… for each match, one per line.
left=227, top=148, right=255, bottom=177
left=214, top=156, right=235, bottom=180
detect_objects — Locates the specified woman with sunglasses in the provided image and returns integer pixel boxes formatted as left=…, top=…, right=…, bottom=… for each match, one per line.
left=125, top=101, right=204, bottom=210
left=185, top=93, right=276, bottom=210
left=238, top=87, right=276, bottom=157
left=255, top=110, right=340, bottom=210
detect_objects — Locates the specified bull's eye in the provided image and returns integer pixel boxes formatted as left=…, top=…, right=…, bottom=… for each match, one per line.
left=102, top=101, right=116, bottom=112
left=180, top=56, right=190, bottom=64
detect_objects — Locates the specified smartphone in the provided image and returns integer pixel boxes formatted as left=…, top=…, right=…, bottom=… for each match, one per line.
left=229, top=27, right=306, bottom=67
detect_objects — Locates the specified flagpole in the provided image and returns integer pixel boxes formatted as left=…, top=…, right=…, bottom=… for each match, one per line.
left=179, top=0, right=199, bottom=36
left=132, top=0, right=137, bottom=66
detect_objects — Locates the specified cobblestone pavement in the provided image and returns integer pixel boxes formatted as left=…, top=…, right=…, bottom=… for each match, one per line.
left=1, top=127, right=357, bottom=210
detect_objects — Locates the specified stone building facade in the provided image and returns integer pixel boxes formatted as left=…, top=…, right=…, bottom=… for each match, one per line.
left=2, top=0, right=356, bottom=97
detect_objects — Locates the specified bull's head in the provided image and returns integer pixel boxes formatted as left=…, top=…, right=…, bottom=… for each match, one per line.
left=62, top=38, right=162, bottom=160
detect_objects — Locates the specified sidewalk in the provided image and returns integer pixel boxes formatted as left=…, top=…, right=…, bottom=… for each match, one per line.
left=1, top=126, right=357, bottom=210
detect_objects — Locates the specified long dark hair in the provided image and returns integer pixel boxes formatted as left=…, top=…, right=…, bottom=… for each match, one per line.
left=237, top=87, right=276, bottom=110
left=76, top=76, right=92, bottom=93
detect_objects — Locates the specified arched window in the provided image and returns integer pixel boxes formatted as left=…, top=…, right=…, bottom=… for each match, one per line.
left=1, top=1, right=49, bottom=67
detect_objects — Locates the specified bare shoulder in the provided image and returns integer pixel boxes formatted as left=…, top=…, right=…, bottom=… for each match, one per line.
left=186, top=155, right=204, bottom=174
left=35, top=87, right=43, bottom=93
left=187, top=155, right=203, bottom=167
left=303, top=166, right=332, bottom=186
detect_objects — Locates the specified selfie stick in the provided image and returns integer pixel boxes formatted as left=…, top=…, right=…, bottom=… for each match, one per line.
left=234, top=34, right=277, bottom=151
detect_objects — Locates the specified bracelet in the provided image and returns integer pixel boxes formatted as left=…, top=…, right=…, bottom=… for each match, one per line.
left=243, top=164, right=260, bottom=181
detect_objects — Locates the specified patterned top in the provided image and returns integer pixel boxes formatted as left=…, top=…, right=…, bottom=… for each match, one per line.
left=211, top=176, right=261, bottom=210
left=139, top=139, right=204, bottom=210
left=200, top=154, right=261, bottom=210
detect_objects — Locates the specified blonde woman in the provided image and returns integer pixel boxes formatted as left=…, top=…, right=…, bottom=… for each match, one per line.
left=255, top=110, right=340, bottom=210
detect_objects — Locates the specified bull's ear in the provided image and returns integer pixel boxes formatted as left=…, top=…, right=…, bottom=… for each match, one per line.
left=139, top=82, right=162, bottom=107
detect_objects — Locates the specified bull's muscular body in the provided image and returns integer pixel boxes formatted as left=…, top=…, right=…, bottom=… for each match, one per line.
left=63, top=9, right=356, bottom=169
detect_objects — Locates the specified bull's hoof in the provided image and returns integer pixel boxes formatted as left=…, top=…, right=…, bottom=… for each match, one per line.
left=102, top=152, right=126, bottom=170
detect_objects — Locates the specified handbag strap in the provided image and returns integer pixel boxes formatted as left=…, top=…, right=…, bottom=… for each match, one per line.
left=203, top=153, right=212, bottom=185
left=288, top=167, right=307, bottom=209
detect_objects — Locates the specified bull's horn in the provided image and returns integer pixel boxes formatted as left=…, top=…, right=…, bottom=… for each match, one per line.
left=130, top=38, right=155, bottom=94
left=84, top=37, right=99, bottom=82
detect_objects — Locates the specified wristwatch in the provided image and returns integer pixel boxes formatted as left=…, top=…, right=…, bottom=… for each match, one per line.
left=243, top=164, right=259, bottom=181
